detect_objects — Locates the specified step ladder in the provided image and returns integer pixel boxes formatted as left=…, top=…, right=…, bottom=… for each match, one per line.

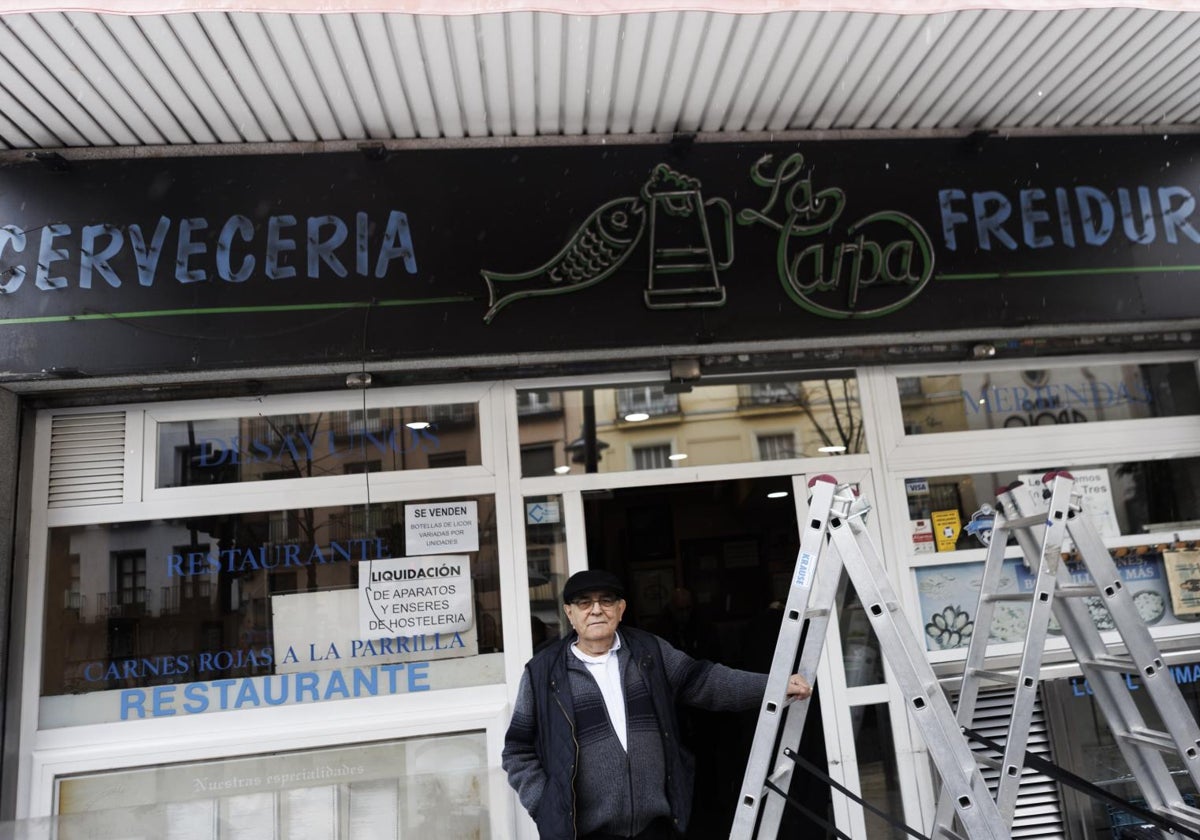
left=731, top=476, right=1012, bottom=840
left=933, top=471, right=1200, bottom=839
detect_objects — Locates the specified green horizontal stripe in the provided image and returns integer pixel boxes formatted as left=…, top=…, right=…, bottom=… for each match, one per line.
left=0, top=296, right=476, bottom=326
left=938, top=265, right=1200, bottom=281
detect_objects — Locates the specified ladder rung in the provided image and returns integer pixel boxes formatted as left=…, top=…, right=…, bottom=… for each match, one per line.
left=973, top=753, right=1002, bottom=770
left=1163, top=802, right=1200, bottom=831
left=1003, top=513, right=1053, bottom=529
left=1119, top=727, right=1179, bottom=752
left=982, top=592, right=1033, bottom=603
left=1082, top=655, right=1137, bottom=674
left=1056, top=584, right=1101, bottom=598
left=934, top=827, right=968, bottom=840
left=806, top=607, right=830, bottom=618
left=969, top=668, right=1020, bottom=685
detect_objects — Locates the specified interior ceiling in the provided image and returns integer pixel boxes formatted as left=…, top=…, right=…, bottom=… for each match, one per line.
left=1, top=4, right=1199, bottom=152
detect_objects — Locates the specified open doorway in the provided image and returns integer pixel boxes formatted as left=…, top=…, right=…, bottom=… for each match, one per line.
left=583, top=476, right=832, bottom=838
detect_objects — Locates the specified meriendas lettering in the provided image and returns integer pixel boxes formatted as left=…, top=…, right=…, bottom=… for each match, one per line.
left=194, top=423, right=439, bottom=468
left=167, top=538, right=385, bottom=578
left=0, top=210, right=417, bottom=294
left=370, top=564, right=460, bottom=582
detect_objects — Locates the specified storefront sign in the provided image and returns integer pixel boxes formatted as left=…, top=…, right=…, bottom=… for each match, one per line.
left=1164, top=549, right=1200, bottom=616
left=916, top=549, right=1176, bottom=652
left=405, top=501, right=479, bottom=554
left=526, top=500, right=561, bottom=525
left=2, top=133, right=1200, bottom=380
left=1015, top=468, right=1120, bottom=540
left=118, top=662, right=430, bottom=719
left=931, top=509, right=962, bottom=552
left=359, top=555, right=473, bottom=638
left=272, top=588, right=477, bottom=674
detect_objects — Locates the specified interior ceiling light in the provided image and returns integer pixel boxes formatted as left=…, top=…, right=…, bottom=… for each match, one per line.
left=668, top=453, right=688, bottom=461
left=767, top=491, right=789, bottom=499
left=818, top=445, right=847, bottom=453
left=554, top=465, right=571, bottom=474
left=624, top=412, right=650, bottom=422
left=405, top=420, right=431, bottom=430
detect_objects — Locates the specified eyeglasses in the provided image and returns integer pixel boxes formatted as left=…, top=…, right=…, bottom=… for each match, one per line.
left=570, top=595, right=621, bottom=610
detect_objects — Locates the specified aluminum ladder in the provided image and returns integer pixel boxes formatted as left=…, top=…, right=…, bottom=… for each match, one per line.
left=933, top=471, right=1200, bottom=838
left=730, top=476, right=1011, bottom=840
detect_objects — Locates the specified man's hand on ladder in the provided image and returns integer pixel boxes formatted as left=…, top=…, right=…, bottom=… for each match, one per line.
left=786, top=674, right=812, bottom=700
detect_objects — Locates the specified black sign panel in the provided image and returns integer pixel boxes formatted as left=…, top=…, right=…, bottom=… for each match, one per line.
left=1, top=133, right=1199, bottom=379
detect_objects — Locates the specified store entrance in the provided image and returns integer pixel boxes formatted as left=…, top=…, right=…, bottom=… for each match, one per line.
left=583, top=476, right=831, bottom=839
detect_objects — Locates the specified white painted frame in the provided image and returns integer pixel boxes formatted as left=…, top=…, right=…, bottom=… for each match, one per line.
left=17, top=380, right=529, bottom=840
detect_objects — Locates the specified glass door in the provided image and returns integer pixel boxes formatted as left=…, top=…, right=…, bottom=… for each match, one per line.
left=793, top=469, right=926, bottom=840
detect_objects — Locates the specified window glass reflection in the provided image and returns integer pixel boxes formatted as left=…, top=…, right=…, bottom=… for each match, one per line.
left=903, top=459, right=1200, bottom=554
left=1044, top=670, right=1200, bottom=838
left=897, top=362, right=1200, bottom=436
left=840, top=585, right=885, bottom=687
left=156, top=403, right=481, bottom=488
left=41, top=497, right=502, bottom=725
left=851, top=703, right=907, bottom=839
left=908, top=458, right=1200, bottom=652
left=56, top=733, right=490, bottom=839
left=524, top=495, right=570, bottom=650
left=517, top=374, right=863, bottom=476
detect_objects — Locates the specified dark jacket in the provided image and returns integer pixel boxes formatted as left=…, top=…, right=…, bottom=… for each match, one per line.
left=502, top=626, right=767, bottom=840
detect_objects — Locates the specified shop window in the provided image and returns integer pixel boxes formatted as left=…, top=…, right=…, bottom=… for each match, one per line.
left=517, top=390, right=561, bottom=416
left=520, top=444, right=557, bottom=477
left=516, top=373, right=864, bottom=476
left=524, top=496, right=568, bottom=648
left=426, top=450, right=468, bottom=468
left=757, top=432, right=797, bottom=461
left=616, top=385, right=679, bottom=419
left=55, top=733, right=491, bottom=839
left=849, top=703, right=907, bottom=838
left=739, top=382, right=799, bottom=407
left=909, top=457, right=1200, bottom=651
left=897, top=362, right=1200, bottom=435
left=39, top=495, right=503, bottom=727
left=633, top=444, right=672, bottom=470
left=112, top=550, right=147, bottom=616
left=1044, top=671, right=1200, bottom=838
left=155, top=402, right=481, bottom=488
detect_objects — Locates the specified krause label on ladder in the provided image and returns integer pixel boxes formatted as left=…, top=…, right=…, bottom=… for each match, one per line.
left=795, top=551, right=817, bottom=589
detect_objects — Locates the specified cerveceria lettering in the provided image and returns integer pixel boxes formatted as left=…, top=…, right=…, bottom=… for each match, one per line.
left=370, top=564, right=460, bottom=582
left=0, top=210, right=417, bottom=293
left=168, top=539, right=385, bottom=577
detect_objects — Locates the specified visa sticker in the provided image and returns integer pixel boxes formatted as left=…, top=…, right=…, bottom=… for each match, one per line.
left=794, top=552, right=816, bottom=589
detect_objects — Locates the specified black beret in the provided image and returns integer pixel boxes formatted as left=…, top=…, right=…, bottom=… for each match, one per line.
left=562, top=569, right=625, bottom=604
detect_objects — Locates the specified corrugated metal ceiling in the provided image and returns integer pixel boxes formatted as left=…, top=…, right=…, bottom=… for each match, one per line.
left=0, top=6, right=1198, bottom=151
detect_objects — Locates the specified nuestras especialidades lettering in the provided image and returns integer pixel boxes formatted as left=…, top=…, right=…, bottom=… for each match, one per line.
left=120, top=662, right=430, bottom=719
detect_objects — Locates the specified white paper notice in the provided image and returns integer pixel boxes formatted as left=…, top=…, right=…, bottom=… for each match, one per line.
left=405, top=500, right=479, bottom=555
left=359, top=555, right=474, bottom=639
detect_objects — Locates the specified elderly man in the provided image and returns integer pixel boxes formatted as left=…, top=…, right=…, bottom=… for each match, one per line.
left=503, top=569, right=812, bottom=840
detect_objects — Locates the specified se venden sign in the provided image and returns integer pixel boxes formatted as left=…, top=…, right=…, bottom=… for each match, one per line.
left=2, top=133, right=1199, bottom=379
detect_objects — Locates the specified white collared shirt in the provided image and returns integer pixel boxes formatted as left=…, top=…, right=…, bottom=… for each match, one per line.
left=570, top=633, right=628, bottom=751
